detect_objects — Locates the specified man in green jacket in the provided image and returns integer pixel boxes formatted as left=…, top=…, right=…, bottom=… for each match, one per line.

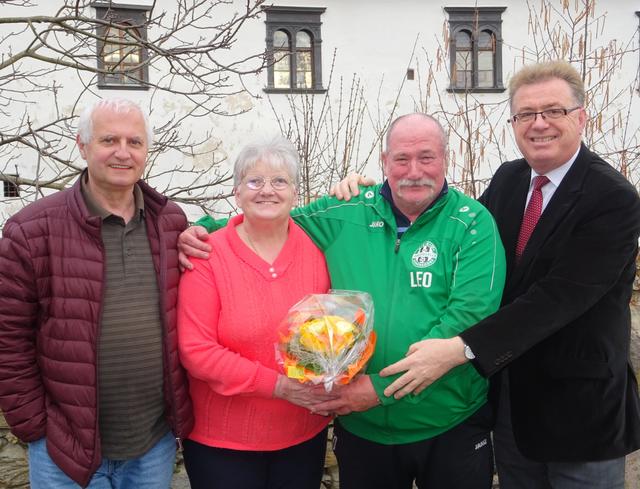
left=178, top=113, right=506, bottom=489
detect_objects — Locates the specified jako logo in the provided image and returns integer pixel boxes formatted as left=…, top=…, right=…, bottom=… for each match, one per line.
left=475, top=438, right=488, bottom=450
left=369, top=221, right=384, bottom=228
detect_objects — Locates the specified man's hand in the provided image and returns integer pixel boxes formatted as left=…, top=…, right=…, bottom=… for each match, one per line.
left=379, top=337, right=467, bottom=399
left=273, top=375, right=339, bottom=411
left=309, top=375, right=380, bottom=416
left=329, top=173, right=377, bottom=201
left=178, top=225, right=212, bottom=271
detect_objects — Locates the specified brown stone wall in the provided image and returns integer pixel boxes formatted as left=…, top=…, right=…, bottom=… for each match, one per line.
left=633, top=254, right=640, bottom=302
left=0, top=414, right=28, bottom=489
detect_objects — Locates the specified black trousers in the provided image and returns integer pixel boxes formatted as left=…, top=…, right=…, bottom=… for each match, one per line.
left=333, top=403, right=494, bottom=489
left=183, top=428, right=328, bottom=489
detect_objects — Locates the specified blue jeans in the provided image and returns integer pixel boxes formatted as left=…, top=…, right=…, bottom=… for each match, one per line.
left=28, top=431, right=177, bottom=489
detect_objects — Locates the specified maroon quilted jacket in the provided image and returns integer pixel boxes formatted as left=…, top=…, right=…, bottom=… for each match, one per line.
left=0, top=174, right=194, bottom=487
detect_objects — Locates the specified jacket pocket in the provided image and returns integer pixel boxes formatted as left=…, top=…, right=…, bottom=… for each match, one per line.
left=542, top=358, right=612, bottom=379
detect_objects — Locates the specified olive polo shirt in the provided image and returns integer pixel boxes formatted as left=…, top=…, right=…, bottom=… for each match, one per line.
left=81, top=176, right=169, bottom=460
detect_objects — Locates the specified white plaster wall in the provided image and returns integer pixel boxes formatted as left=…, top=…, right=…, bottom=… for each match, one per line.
left=0, top=0, right=638, bottom=223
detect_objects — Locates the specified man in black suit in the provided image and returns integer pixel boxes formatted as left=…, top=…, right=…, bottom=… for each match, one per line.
left=369, top=60, right=640, bottom=488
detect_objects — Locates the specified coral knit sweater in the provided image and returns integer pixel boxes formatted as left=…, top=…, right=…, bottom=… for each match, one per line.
left=177, top=215, right=331, bottom=451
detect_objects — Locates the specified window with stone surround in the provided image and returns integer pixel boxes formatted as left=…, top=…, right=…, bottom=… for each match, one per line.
left=92, top=2, right=151, bottom=89
left=2, top=177, right=19, bottom=198
left=264, top=6, right=326, bottom=93
left=445, top=7, right=506, bottom=93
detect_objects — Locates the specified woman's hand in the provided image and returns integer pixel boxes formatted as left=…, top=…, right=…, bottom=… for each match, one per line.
left=309, top=375, right=380, bottom=416
left=273, top=375, right=339, bottom=411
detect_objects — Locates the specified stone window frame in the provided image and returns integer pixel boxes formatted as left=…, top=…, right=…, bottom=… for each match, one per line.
left=263, top=6, right=326, bottom=94
left=91, top=2, right=152, bottom=90
left=444, top=6, right=506, bottom=93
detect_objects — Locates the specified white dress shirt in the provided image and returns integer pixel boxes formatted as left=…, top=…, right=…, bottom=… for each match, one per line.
left=524, top=146, right=581, bottom=214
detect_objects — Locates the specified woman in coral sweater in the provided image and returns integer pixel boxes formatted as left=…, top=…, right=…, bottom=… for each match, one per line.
left=177, top=137, right=336, bottom=489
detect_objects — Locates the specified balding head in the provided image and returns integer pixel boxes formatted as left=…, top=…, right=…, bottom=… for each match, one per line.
left=382, top=113, right=448, bottom=221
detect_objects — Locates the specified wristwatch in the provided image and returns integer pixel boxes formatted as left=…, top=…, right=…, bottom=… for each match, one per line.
left=462, top=341, right=476, bottom=360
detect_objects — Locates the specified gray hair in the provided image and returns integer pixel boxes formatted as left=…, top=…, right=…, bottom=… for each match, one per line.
left=77, top=98, right=153, bottom=146
left=233, top=137, right=300, bottom=188
left=385, top=113, right=448, bottom=155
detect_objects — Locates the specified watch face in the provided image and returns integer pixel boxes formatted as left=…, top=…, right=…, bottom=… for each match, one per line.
left=464, top=344, right=475, bottom=360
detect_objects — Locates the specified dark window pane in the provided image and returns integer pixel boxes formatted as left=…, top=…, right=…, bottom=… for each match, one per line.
left=274, top=51, right=290, bottom=69
left=122, top=74, right=141, bottom=85
left=274, top=30, right=289, bottom=48
left=455, top=50, right=472, bottom=71
left=296, top=51, right=312, bottom=71
left=455, top=71, right=472, bottom=88
left=3, top=180, right=19, bottom=197
left=477, top=70, right=494, bottom=88
left=477, top=51, right=494, bottom=87
left=122, top=30, right=139, bottom=63
left=478, top=51, right=493, bottom=71
left=104, top=72, right=122, bottom=84
left=455, top=50, right=472, bottom=88
left=296, top=51, right=312, bottom=88
left=101, top=24, right=144, bottom=84
left=296, top=71, right=312, bottom=89
left=454, top=30, right=473, bottom=89
left=273, top=30, right=292, bottom=88
left=106, top=28, right=120, bottom=43
left=478, top=30, right=494, bottom=49
left=274, top=52, right=291, bottom=88
left=103, top=43, right=120, bottom=63
left=296, top=31, right=311, bottom=48
left=456, top=30, right=472, bottom=48
left=275, top=71, right=291, bottom=88
left=123, top=47, right=139, bottom=63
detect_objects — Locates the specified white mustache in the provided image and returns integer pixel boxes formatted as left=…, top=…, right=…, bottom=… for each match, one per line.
left=397, top=178, right=436, bottom=188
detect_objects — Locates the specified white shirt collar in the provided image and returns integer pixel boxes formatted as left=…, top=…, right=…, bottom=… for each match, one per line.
left=529, top=146, right=580, bottom=188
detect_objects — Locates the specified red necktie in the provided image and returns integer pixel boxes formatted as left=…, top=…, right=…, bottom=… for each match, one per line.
left=515, top=175, right=550, bottom=259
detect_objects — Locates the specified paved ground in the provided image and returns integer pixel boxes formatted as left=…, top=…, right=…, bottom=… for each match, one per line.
left=628, top=450, right=640, bottom=489
left=171, top=469, right=190, bottom=489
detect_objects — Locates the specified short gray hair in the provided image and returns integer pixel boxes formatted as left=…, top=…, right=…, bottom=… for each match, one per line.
left=77, top=98, right=153, bottom=146
left=233, top=137, right=300, bottom=188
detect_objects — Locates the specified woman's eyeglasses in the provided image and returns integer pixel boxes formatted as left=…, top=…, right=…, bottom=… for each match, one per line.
left=243, top=176, right=291, bottom=191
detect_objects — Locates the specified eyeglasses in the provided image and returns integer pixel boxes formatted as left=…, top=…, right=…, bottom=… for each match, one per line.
left=510, top=107, right=581, bottom=124
left=243, top=175, right=292, bottom=191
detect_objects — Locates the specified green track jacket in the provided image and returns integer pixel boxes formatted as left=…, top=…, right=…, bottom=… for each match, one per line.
left=197, top=184, right=505, bottom=444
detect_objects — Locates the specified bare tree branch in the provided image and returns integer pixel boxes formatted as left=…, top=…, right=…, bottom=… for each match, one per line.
left=0, top=0, right=267, bottom=216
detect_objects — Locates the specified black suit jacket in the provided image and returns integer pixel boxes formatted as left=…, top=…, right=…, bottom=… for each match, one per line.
left=461, top=144, right=640, bottom=462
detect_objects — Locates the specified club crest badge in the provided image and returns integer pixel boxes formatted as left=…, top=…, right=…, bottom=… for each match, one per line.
left=412, top=241, right=438, bottom=268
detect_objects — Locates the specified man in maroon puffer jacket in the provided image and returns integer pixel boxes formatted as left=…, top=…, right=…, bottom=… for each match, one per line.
left=0, top=98, right=193, bottom=488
